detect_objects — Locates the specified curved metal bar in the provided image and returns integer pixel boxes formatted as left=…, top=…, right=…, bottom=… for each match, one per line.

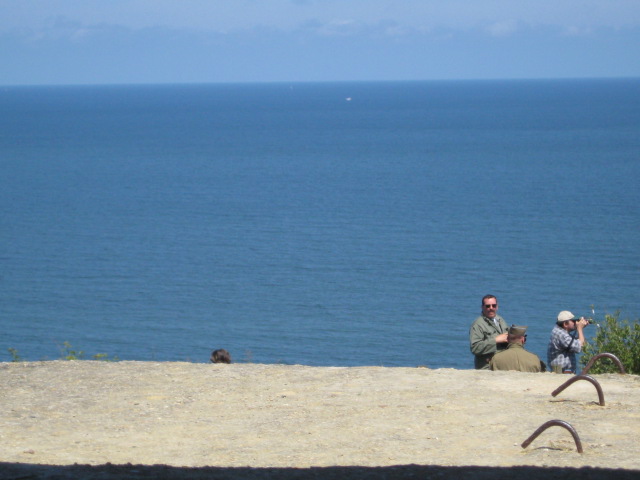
left=582, top=353, right=626, bottom=375
left=551, top=374, right=605, bottom=406
left=521, top=419, right=583, bottom=453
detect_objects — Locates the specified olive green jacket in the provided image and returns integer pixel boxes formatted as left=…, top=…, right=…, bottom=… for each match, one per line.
left=489, top=343, right=543, bottom=372
left=469, top=314, right=508, bottom=369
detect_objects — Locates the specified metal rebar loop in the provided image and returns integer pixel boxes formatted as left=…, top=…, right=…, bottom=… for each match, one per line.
left=521, top=419, right=584, bottom=453
left=581, top=353, right=626, bottom=375
left=551, top=374, right=605, bottom=406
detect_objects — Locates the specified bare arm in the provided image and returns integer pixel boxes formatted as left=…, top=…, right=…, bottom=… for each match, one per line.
left=576, top=318, right=589, bottom=346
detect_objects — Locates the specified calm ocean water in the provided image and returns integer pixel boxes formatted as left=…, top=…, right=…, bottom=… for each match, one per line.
left=1, top=79, right=639, bottom=368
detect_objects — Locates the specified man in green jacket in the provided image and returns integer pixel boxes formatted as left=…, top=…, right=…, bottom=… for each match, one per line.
left=490, top=325, right=544, bottom=372
left=469, top=294, right=509, bottom=369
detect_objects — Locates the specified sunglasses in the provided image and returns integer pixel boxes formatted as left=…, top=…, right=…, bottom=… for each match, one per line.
left=483, top=304, right=497, bottom=308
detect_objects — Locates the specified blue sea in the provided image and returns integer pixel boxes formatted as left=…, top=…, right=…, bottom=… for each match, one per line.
left=1, top=79, right=639, bottom=369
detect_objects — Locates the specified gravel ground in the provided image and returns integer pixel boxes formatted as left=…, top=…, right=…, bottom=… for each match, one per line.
left=1, top=361, right=638, bottom=479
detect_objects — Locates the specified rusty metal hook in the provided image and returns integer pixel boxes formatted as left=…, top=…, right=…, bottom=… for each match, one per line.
left=521, top=419, right=583, bottom=453
left=581, top=353, right=626, bottom=375
left=551, top=374, right=605, bottom=406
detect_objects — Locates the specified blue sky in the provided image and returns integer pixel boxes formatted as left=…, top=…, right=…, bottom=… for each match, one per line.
left=2, top=0, right=639, bottom=85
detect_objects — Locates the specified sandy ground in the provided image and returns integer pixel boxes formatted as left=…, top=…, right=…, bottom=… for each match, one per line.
left=1, top=361, right=638, bottom=479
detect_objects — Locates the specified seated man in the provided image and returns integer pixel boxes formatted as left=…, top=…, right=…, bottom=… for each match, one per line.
left=490, top=325, right=543, bottom=372
left=210, top=348, right=231, bottom=364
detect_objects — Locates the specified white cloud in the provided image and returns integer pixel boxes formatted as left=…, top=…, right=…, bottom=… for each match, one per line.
left=486, top=20, right=518, bottom=37
left=562, top=25, right=594, bottom=37
left=2, top=0, right=640, bottom=36
left=312, top=19, right=363, bottom=36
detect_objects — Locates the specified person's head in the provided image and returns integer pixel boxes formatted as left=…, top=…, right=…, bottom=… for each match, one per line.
left=481, top=295, right=498, bottom=319
left=557, top=311, right=579, bottom=332
left=507, top=325, right=527, bottom=344
left=211, top=348, right=231, bottom=364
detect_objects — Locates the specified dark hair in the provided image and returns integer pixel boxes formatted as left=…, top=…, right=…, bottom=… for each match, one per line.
left=211, top=349, right=231, bottom=364
left=482, top=294, right=497, bottom=305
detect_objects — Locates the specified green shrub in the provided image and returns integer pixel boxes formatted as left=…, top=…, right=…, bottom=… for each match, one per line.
left=5, top=343, right=117, bottom=362
left=8, top=348, right=22, bottom=362
left=92, top=352, right=119, bottom=361
left=581, top=313, right=640, bottom=374
left=60, top=341, right=85, bottom=360
left=59, top=342, right=119, bottom=361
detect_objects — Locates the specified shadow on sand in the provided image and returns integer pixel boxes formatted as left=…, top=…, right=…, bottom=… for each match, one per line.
left=1, top=463, right=639, bottom=480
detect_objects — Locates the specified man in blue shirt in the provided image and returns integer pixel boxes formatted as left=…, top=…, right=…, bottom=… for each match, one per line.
left=547, top=310, right=589, bottom=373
